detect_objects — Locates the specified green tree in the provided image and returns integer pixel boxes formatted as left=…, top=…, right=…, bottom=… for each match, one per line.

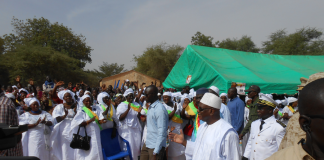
left=93, top=62, right=127, bottom=79
left=133, top=43, right=184, bottom=81
left=191, top=31, right=215, bottom=47
left=0, top=37, right=4, bottom=54
left=262, top=27, right=324, bottom=55
left=0, top=43, right=86, bottom=85
left=82, top=70, right=101, bottom=87
left=215, top=35, right=260, bottom=53
left=2, top=17, right=92, bottom=67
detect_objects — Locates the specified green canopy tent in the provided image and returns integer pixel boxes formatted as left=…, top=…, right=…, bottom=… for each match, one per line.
left=162, top=45, right=324, bottom=95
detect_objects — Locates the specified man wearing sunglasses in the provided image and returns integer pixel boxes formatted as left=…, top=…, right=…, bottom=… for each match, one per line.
left=169, top=93, right=240, bottom=160
left=267, top=76, right=324, bottom=160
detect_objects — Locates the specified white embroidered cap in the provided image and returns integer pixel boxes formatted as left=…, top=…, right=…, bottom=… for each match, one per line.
left=200, top=93, right=221, bottom=109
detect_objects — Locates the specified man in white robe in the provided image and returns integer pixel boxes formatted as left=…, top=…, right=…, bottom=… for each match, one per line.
left=169, top=93, right=240, bottom=160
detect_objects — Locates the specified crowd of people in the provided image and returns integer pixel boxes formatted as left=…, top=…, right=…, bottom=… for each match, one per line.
left=0, top=72, right=324, bottom=160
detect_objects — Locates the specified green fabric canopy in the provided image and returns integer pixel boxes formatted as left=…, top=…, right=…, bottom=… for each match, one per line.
left=163, top=45, right=324, bottom=94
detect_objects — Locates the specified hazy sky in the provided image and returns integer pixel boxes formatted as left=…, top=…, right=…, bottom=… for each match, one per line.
left=1, top=0, right=323, bottom=70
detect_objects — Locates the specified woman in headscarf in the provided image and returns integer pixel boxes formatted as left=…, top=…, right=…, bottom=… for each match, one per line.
left=162, top=92, right=186, bottom=160
left=19, top=97, right=54, bottom=160
left=179, top=94, right=192, bottom=140
left=49, top=90, right=78, bottom=160
left=97, top=92, right=117, bottom=130
left=282, top=97, right=298, bottom=124
left=113, top=93, right=123, bottom=108
left=244, top=96, right=252, bottom=126
left=273, top=100, right=284, bottom=120
left=220, top=93, right=229, bottom=105
left=116, top=88, right=142, bottom=160
left=19, top=88, right=30, bottom=111
left=70, top=94, right=106, bottom=160
left=84, top=90, right=91, bottom=96
left=76, top=90, right=91, bottom=112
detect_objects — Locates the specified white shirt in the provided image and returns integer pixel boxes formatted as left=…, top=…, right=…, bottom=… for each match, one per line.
left=244, top=115, right=286, bottom=160
left=282, top=106, right=297, bottom=125
left=185, top=119, right=240, bottom=160
left=96, top=103, right=117, bottom=129
left=283, top=106, right=297, bottom=117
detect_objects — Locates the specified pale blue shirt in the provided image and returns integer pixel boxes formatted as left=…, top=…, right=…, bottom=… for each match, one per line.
left=220, top=103, right=232, bottom=124
left=145, top=100, right=169, bottom=154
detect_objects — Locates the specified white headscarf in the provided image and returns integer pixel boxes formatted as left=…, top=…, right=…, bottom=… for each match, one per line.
left=220, top=93, right=229, bottom=103
left=116, top=93, right=122, bottom=97
left=220, top=93, right=227, bottom=97
left=19, top=88, right=29, bottom=95
left=98, top=92, right=109, bottom=106
left=24, top=97, right=40, bottom=107
left=80, top=94, right=91, bottom=106
left=189, top=88, right=195, bottom=97
left=12, top=85, right=18, bottom=90
left=76, top=89, right=82, bottom=97
left=245, top=96, right=252, bottom=103
left=123, top=88, right=134, bottom=97
left=172, top=92, right=181, bottom=97
left=180, top=94, right=190, bottom=107
left=58, top=90, right=75, bottom=103
left=84, top=90, right=91, bottom=95
left=275, top=100, right=282, bottom=107
left=287, top=97, right=298, bottom=104
left=281, top=97, right=288, bottom=106
left=163, top=92, right=172, bottom=97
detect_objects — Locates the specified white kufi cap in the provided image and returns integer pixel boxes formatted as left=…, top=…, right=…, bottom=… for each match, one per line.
left=209, top=86, right=220, bottom=95
left=200, top=93, right=221, bottom=109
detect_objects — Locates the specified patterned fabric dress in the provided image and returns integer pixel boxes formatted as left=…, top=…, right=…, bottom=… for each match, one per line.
left=0, top=95, right=23, bottom=156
